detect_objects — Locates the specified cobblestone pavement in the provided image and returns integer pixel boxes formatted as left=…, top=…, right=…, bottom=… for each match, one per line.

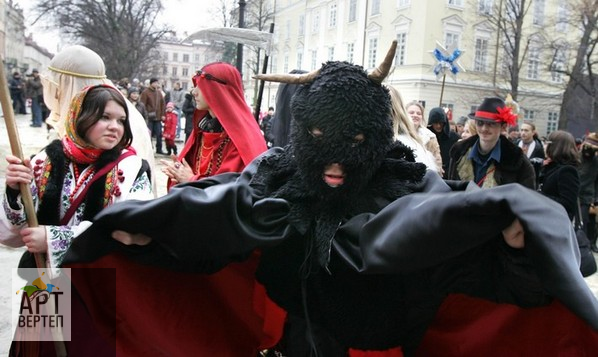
left=0, top=113, right=597, bottom=354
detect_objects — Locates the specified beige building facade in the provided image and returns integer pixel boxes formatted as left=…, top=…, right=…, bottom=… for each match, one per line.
left=259, top=0, right=575, bottom=136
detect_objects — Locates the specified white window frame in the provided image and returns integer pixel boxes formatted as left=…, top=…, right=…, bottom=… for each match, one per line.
left=312, top=10, right=320, bottom=33
left=329, top=3, right=337, bottom=28
left=474, top=37, right=489, bottom=72
left=395, top=32, right=407, bottom=66
left=367, top=38, right=378, bottom=68
left=527, top=45, right=540, bottom=80
left=533, top=0, right=545, bottom=26
left=349, top=0, right=357, bottom=22
left=298, top=15, right=305, bottom=36
left=347, top=42, right=355, bottom=63
left=479, top=0, right=493, bottom=15
left=311, top=49, right=318, bottom=70
left=371, top=0, right=381, bottom=15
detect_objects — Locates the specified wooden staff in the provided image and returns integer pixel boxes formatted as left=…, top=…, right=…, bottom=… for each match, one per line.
left=438, top=73, right=447, bottom=106
left=0, top=63, right=67, bottom=356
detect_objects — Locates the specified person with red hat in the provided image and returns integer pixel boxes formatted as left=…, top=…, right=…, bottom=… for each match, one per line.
left=447, top=97, right=536, bottom=189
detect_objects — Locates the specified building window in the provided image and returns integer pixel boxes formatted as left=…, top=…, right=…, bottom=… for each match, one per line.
left=395, top=33, right=407, bottom=66
left=284, top=54, right=289, bottom=73
left=527, top=46, right=540, bottom=80
left=547, top=112, right=558, bottom=133
left=371, top=0, right=381, bottom=15
left=286, top=20, right=291, bottom=40
left=347, top=43, right=355, bottom=63
left=299, top=15, right=305, bottom=36
left=297, top=50, right=303, bottom=69
left=533, top=0, right=545, bottom=25
left=182, top=82, right=188, bottom=90
left=524, top=109, right=536, bottom=121
left=479, top=0, right=493, bottom=15
left=349, top=0, right=357, bottom=22
left=397, top=0, right=410, bottom=7
left=368, top=38, right=378, bottom=68
left=551, top=46, right=566, bottom=83
left=445, top=32, right=460, bottom=48
left=271, top=54, right=278, bottom=73
left=163, top=66, right=168, bottom=75
left=556, top=1, right=568, bottom=32
left=312, top=10, right=320, bottom=33
left=311, top=50, right=318, bottom=70
left=328, top=47, right=335, bottom=61
left=194, top=54, right=200, bottom=62
left=448, top=0, right=463, bottom=6
left=173, top=53, right=178, bottom=62
left=182, top=67, right=189, bottom=77
left=183, top=54, right=189, bottom=62
left=329, top=3, right=337, bottom=27
left=172, top=66, right=178, bottom=76
left=474, top=38, right=488, bottom=72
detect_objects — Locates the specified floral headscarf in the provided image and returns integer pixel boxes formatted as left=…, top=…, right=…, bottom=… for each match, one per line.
left=62, top=84, right=116, bottom=164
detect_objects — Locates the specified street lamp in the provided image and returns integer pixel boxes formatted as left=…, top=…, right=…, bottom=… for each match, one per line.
left=236, top=0, right=247, bottom=75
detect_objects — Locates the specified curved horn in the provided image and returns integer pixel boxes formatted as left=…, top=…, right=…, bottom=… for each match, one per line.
left=253, top=68, right=320, bottom=84
left=368, top=40, right=398, bottom=84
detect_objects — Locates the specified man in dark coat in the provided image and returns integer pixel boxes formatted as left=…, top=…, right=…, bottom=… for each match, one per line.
left=447, top=97, right=536, bottom=189
left=62, top=43, right=598, bottom=356
left=427, top=107, right=459, bottom=177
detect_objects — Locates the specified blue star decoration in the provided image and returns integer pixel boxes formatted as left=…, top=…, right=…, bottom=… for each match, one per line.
left=430, top=41, right=465, bottom=81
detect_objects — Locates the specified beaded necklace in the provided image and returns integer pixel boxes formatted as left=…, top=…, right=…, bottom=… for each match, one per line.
left=195, top=135, right=231, bottom=177
left=68, top=164, right=96, bottom=203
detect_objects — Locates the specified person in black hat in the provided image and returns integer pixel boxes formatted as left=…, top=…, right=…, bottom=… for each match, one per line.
left=140, top=77, right=166, bottom=154
left=447, top=97, right=535, bottom=188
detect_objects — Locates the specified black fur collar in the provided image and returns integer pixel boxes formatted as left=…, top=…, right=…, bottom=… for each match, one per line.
left=36, top=140, right=121, bottom=225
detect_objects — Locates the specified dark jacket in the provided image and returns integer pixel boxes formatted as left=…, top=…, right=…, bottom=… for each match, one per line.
left=448, top=135, right=536, bottom=189
left=579, top=153, right=598, bottom=205
left=427, top=107, right=460, bottom=176
left=182, top=93, right=196, bottom=136
left=132, top=101, right=148, bottom=123
left=538, top=162, right=580, bottom=220
left=140, top=87, right=165, bottom=121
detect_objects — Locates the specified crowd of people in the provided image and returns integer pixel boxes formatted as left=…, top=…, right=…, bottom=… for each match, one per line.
left=2, top=41, right=598, bottom=355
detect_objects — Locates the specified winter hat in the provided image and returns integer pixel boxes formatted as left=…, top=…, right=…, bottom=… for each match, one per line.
left=456, top=116, right=467, bottom=126
left=150, top=77, right=159, bottom=84
left=127, top=86, right=139, bottom=95
left=166, top=102, right=175, bottom=109
left=473, top=97, right=517, bottom=126
left=427, top=107, right=446, bottom=125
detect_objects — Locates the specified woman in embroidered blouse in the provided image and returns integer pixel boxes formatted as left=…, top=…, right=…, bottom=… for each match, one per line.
left=161, top=62, right=266, bottom=190
left=0, top=84, right=153, bottom=273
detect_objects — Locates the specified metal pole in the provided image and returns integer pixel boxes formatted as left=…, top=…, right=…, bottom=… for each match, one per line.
left=236, top=0, right=247, bottom=75
left=254, top=23, right=275, bottom=123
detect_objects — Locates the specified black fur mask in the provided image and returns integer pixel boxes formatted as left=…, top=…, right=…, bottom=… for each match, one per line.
left=290, top=61, right=394, bottom=200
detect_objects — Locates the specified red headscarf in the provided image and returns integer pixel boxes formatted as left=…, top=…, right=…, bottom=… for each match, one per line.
left=188, top=62, right=266, bottom=166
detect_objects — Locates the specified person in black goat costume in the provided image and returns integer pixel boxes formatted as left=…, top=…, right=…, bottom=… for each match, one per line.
left=64, top=41, right=598, bottom=356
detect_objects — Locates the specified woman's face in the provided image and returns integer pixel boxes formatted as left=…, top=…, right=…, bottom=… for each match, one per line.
left=192, top=86, right=209, bottom=111
left=85, top=100, right=126, bottom=150
left=407, top=105, right=423, bottom=128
